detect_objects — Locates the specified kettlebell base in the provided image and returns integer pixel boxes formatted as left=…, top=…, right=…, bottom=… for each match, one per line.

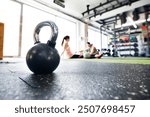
left=26, top=43, right=60, bottom=74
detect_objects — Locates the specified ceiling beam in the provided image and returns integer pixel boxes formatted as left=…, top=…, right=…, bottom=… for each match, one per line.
left=91, top=0, right=150, bottom=21
left=88, top=0, right=139, bottom=19
left=82, top=0, right=115, bottom=16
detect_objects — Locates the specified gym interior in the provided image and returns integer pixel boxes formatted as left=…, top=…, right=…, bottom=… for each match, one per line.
left=0, top=0, right=150, bottom=100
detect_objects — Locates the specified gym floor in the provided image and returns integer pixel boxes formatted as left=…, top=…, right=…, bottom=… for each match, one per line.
left=0, top=57, right=150, bottom=100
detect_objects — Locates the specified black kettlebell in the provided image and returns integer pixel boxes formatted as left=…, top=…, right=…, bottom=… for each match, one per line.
left=26, top=21, right=60, bottom=74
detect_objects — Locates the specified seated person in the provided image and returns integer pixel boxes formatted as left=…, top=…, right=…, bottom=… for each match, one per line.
left=81, top=42, right=103, bottom=58
left=61, top=35, right=83, bottom=59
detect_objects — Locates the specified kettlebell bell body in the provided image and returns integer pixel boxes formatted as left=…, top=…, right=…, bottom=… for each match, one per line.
left=26, top=21, right=60, bottom=74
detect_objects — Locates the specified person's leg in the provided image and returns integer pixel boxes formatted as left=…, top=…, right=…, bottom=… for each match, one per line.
left=70, top=54, right=83, bottom=58
left=89, top=54, right=95, bottom=58
left=89, top=53, right=103, bottom=59
left=95, top=53, right=104, bottom=58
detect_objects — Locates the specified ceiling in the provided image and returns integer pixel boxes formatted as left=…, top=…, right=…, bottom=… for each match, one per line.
left=34, top=0, right=150, bottom=18
left=13, top=0, right=150, bottom=33
left=29, top=0, right=102, bottom=18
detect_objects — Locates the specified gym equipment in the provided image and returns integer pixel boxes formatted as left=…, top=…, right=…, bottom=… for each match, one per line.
left=120, top=12, right=127, bottom=24
left=26, top=21, right=60, bottom=74
left=133, top=8, right=139, bottom=21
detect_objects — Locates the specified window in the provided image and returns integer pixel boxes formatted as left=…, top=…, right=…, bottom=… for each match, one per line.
left=21, top=5, right=56, bottom=57
left=22, top=5, right=77, bottom=56
left=88, top=28, right=101, bottom=50
left=56, top=17, right=77, bottom=54
left=101, top=33, right=109, bottom=49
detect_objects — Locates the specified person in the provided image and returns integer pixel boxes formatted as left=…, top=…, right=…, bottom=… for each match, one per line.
left=83, top=42, right=103, bottom=58
left=61, top=35, right=83, bottom=58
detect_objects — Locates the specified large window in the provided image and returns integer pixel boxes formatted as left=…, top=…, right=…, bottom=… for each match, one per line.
left=88, top=28, right=101, bottom=50
left=21, top=5, right=77, bottom=56
left=88, top=28, right=109, bottom=50
left=21, top=5, right=56, bottom=57
left=56, top=17, right=77, bottom=54
left=0, top=1, right=96, bottom=57
left=0, top=1, right=20, bottom=56
left=101, top=33, right=109, bottom=49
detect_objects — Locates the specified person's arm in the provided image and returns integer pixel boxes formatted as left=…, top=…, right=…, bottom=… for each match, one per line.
left=90, top=46, right=96, bottom=55
left=61, top=50, right=65, bottom=56
left=61, top=42, right=67, bottom=56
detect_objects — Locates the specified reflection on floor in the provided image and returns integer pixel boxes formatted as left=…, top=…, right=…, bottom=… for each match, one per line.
left=0, top=58, right=150, bottom=100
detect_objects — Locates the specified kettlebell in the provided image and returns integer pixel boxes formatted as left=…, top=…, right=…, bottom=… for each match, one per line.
left=26, top=21, right=60, bottom=74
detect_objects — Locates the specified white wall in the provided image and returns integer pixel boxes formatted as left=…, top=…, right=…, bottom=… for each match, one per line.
left=0, top=1, right=20, bottom=56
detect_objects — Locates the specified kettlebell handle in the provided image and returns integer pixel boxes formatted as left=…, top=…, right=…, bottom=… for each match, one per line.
left=33, top=21, right=58, bottom=48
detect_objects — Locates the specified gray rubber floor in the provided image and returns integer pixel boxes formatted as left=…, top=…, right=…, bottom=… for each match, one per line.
left=0, top=58, right=150, bottom=100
